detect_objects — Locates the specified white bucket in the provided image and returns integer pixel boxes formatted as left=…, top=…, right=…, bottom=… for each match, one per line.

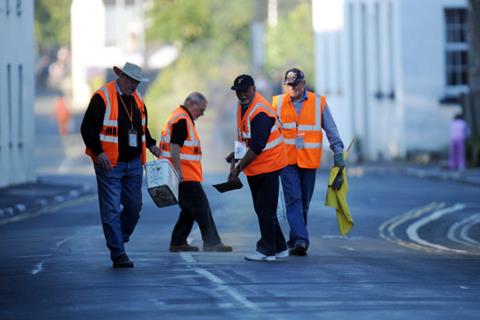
left=145, top=159, right=179, bottom=208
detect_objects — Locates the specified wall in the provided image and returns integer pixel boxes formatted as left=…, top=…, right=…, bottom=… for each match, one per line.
left=313, top=0, right=467, bottom=161
left=0, top=1, right=35, bottom=187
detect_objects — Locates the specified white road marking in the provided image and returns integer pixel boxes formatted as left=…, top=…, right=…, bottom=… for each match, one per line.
left=379, top=202, right=443, bottom=241
left=179, top=252, right=197, bottom=264
left=32, top=261, right=45, bottom=275
left=460, top=214, right=480, bottom=245
left=194, top=268, right=224, bottom=284
left=179, top=251, right=259, bottom=311
left=406, top=203, right=467, bottom=254
left=447, top=213, right=480, bottom=246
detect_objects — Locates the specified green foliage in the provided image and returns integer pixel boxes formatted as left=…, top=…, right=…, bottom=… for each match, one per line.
left=265, top=1, right=314, bottom=83
left=35, top=0, right=72, bottom=53
left=145, top=0, right=253, bottom=136
left=147, top=0, right=212, bottom=45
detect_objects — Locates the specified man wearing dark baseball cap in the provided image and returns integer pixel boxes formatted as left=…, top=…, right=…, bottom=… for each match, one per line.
left=230, top=74, right=255, bottom=91
left=284, top=67, right=305, bottom=86
left=272, top=67, right=345, bottom=256
left=227, top=74, right=289, bottom=262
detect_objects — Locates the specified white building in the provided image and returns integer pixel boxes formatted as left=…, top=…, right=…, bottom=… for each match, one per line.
left=71, top=0, right=147, bottom=110
left=0, top=1, right=35, bottom=187
left=313, top=0, right=468, bottom=161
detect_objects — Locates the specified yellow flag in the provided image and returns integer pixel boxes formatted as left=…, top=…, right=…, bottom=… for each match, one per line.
left=325, top=142, right=355, bottom=236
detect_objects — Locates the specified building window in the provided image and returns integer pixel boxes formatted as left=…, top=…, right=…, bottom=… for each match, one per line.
left=16, top=0, right=21, bottom=16
left=444, top=8, right=468, bottom=95
left=18, top=64, right=23, bottom=144
left=7, top=64, right=12, bottom=148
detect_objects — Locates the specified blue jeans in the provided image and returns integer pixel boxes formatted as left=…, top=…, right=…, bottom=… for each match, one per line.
left=94, top=157, right=143, bottom=260
left=280, top=165, right=316, bottom=248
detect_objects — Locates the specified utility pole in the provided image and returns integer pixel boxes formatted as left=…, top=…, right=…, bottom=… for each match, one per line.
left=252, top=0, right=267, bottom=69
left=467, top=0, right=480, bottom=165
left=468, top=0, right=480, bottom=130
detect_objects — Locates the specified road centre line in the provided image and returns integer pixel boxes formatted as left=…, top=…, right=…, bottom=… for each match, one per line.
left=179, top=252, right=260, bottom=311
left=406, top=203, right=467, bottom=254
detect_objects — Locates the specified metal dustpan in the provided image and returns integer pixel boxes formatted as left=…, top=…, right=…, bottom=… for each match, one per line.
left=213, top=178, right=243, bottom=193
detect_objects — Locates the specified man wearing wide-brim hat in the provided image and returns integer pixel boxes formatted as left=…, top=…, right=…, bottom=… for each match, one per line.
left=81, top=62, right=161, bottom=268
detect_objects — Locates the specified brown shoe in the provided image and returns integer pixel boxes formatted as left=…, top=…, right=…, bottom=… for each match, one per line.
left=169, top=243, right=199, bottom=252
left=203, top=243, right=233, bottom=252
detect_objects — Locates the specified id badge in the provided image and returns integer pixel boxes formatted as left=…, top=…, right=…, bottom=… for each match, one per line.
left=128, top=129, right=138, bottom=147
left=295, top=132, right=305, bottom=149
left=234, top=140, right=247, bottom=159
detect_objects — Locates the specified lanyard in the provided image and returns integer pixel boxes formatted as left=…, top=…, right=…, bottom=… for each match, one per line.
left=119, top=95, right=134, bottom=129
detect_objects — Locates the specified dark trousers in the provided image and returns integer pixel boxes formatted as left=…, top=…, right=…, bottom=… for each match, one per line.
left=247, top=169, right=287, bottom=256
left=170, top=181, right=222, bottom=247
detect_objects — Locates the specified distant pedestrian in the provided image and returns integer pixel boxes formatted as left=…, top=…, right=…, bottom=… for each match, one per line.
left=81, top=62, right=161, bottom=268
left=449, top=113, right=470, bottom=171
left=159, top=92, right=232, bottom=253
left=53, top=94, right=71, bottom=135
left=228, top=74, right=288, bottom=262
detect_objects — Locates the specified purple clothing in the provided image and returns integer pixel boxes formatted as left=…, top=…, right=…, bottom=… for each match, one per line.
left=450, top=119, right=470, bottom=141
left=449, top=119, right=470, bottom=170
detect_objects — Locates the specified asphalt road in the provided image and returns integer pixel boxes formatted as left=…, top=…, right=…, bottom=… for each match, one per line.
left=1, top=96, right=479, bottom=319
left=1, top=169, right=479, bottom=320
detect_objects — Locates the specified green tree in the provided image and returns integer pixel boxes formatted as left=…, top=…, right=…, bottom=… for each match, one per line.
left=145, top=0, right=253, bottom=136
left=35, top=0, right=71, bottom=54
left=265, top=1, right=314, bottom=84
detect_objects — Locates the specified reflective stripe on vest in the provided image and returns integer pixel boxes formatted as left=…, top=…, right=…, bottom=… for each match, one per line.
left=159, top=106, right=203, bottom=182
left=100, top=86, right=118, bottom=127
left=163, top=113, right=200, bottom=148
left=99, top=134, right=118, bottom=143
left=86, top=81, right=147, bottom=166
left=160, top=151, right=202, bottom=161
left=276, top=94, right=322, bottom=132
left=238, top=92, right=287, bottom=176
left=241, top=103, right=281, bottom=149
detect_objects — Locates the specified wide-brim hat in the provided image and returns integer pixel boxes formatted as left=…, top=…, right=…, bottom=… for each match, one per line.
left=113, top=62, right=149, bottom=82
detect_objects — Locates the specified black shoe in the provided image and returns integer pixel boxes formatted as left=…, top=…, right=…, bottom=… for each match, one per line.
left=169, top=243, right=200, bottom=252
left=290, top=243, right=307, bottom=256
left=112, top=254, right=134, bottom=268
left=203, top=243, right=233, bottom=252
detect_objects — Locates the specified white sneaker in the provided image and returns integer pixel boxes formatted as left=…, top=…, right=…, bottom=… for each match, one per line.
left=275, top=249, right=289, bottom=259
left=244, top=252, right=276, bottom=262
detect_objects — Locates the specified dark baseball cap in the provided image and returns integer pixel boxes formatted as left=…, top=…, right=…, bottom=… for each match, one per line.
left=231, top=74, right=255, bottom=90
left=284, top=68, right=305, bottom=85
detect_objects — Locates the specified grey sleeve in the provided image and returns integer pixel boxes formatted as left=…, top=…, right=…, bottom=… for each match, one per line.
left=321, top=103, right=344, bottom=154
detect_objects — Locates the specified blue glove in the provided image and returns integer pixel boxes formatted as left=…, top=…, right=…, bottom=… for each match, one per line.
left=331, top=169, right=344, bottom=190
left=333, top=153, right=345, bottom=168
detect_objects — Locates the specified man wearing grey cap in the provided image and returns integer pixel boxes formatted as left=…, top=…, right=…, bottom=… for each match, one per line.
left=81, top=62, right=161, bottom=268
left=272, top=68, right=345, bottom=256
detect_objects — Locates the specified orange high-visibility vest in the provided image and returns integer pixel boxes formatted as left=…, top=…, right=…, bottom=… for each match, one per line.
left=272, top=91, right=326, bottom=169
left=238, top=92, right=288, bottom=176
left=85, top=81, right=147, bottom=167
left=159, top=106, right=203, bottom=182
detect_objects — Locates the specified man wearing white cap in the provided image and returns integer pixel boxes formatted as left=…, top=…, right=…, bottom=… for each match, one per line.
left=81, top=62, right=161, bottom=268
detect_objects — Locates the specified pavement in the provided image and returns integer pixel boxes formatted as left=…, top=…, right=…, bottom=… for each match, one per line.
left=1, top=162, right=479, bottom=226
left=0, top=177, right=94, bottom=225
